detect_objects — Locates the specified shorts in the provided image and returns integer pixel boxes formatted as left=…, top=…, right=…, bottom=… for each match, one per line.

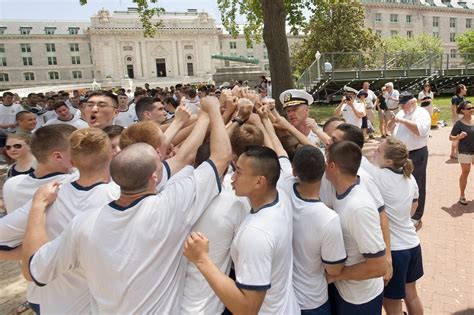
left=384, top=244, right=424, bottom=299
left=361, top=116, right=368, bottom=129
left=331, top=285, right=383, bottom=315
left=0, top=130, right=6, bottom=147
left=384, top=108, right=400, bottom=121
left=458, top=153, right=474, bottom=164
left=301, top=300, right=331, bottom=315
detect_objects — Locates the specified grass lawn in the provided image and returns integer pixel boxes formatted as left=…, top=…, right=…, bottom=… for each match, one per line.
left=310, top=95, right=457, bottom=129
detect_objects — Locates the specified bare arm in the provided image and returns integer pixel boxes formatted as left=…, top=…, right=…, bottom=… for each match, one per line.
left=184, top=232, right=266, bottom=314
left=379, top=211, right=393, bottom=285
left=22, top=182, right=59, bottom=280
left=163, top=106, right=192, bottom=147
left=329, top=255, right=387, bottom=282
left=394, top=118, right=421, bottom=136
left=334, top=101, right=344, bottom=117
left=324, top=262, right=345, bottom=276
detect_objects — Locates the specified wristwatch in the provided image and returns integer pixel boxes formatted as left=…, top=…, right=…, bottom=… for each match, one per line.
left=231, top=116, right=245, bottom=126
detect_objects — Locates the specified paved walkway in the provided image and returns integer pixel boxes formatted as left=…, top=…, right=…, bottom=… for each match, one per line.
left=0, top=126, right=472, bottom=315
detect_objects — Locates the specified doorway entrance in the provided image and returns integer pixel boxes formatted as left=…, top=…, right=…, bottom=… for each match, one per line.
left=156, top=58, right=166, bottom=77
left=187, top=63, right=194, bottom=76
left=126, top=65, right=134, bottom=79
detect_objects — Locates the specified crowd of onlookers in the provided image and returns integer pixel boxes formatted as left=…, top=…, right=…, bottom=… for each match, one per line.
left=0, top=77, right=471, bottom=315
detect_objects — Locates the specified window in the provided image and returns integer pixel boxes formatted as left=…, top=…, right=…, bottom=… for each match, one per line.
left=0, top=73, right=9, bottom=82
left=44, top=27, right=56, bottom=35
left=450, top=49, right=457, bottom=58
left=24, top=72, right=35, bottom=81
left=71, top=56, right=81, bottom=64
left=375, top=13, right=382, bottom=22
left=48, top=56, right=57, bottom=65
left=390, top=14, right=398, bottom=23
left=263, top=49, right=268, bottom=59
left=123, top=46, right=133, bottom=51
left=264, top=64, right=270, bottom=71
left=247, top=52, right=254, bottom=58
left=69, top=43, right=80, bottom=52
left=406, top=15, right=412, bottom=23
left=0, top=57, right=7, bottom=67
left=23, top=57, right=33, bottom=66
left=247, top=42, right=254, bottom=49
left=467, top=18, right=472, bottom=29
left=229, top=42, right=237, bottom=49
left=20, top=27, right=31, bottom=35
left=45, top=43, right=56, bottom=52
left=68, top=27, right=79, bottom=35
left=0, top=44, right=4, bottom=53
left=450, top=18, right=456, bottom=28
left=20, top=43, right=31, bottom=53
left=433, top=31, right=439, bottom=37
left=48, top=71, right=59, bottom=80
left=450, top=32, right=456, bottom=42
left=407, top=31, right=413, bottom=38
left=0, top=27, right=6, bottom=35
left=391, top=30, right=398, bottom=37
left=433, top=17, right=439, bottom=27
left=72, top=70, right=82, bottom=79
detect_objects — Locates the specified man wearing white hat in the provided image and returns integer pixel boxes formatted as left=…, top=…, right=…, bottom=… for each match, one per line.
left=334, top=86, right=366, bottom=128
left=279, top=89, right=330, bottom=148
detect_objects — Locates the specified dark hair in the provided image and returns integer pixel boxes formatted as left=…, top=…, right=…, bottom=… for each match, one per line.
left=188, top=89, right=197, bottom=98
left=135, top=97, right=159, bottom=121
left=3, top=91, right=14, bottom=97
left=242, top=146, right=280, bottom=188
left=87, top=91, right=118, bottom=108
left=327, top=141, right=361, bottom=176
left=15, top=110, right=34, bottom=121
left=293, top=145, right=325, bottom=183
left=103, top=125, right=125, bottom=139
left=164, top=97, right=179, bottom=109
left=457, top=100, right=472, bottom=114
left=53, top=101, right=69, bottom=111
left=335, top=123, right=365, bottom=149
left=134, top=89, right=147, bottom=98
left=456, top=84, right=466, bottom=95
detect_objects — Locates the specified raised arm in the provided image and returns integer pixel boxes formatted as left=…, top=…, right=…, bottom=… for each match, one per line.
left=163, top=105, right=192, bottom=147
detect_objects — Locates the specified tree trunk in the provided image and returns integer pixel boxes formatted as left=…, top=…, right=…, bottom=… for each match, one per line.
left=261, top=0, right=295, bottom=112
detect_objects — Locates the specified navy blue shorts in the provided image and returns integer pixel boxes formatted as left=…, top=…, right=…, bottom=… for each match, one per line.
left=0, top=130, right=6, bottom=147
left=301, top=300, right=331, bottom=315
left=384, top=244, right=424, bottom=299
left=332, top=285, right=383, bottom=315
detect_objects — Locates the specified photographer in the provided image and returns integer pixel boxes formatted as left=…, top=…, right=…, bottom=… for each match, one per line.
left=334, top=86, right=366, bottom=128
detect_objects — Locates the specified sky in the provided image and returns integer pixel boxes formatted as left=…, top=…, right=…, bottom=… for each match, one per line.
left=0, top=0, right=240, bottom=22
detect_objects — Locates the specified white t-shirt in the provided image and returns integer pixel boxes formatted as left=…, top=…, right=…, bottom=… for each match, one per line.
left=43, top=110, right=58, bottom=122
left=44, top=115, right=88, bottom=129
left=0, top=103, right=23, bottom=132
left=114, top=104, right=137, bottom=127
left=393, top=107, right=431, bottom=151
left=363, top=166, right=420, bottom=251
left=0, top=181, right=119, bottom=313
left=2, top=172, right=77, bottom=214
left=29, top=161, right=221, bottom=314
left=278, top=159, right=346, bottom=310
left=185, top=99, right=200, bottom=115
left=181, top=189, right=249, bottom=314
left=332, top=179, right=385, bottom=305
left=341, top=102, right=365, bottom=128
left=385, top=89, right=400, bottom=110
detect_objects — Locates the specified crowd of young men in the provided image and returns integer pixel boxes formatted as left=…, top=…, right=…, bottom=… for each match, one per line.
left=0, top=82, right=429, bottom=315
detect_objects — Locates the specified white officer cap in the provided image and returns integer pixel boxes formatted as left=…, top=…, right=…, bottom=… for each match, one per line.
left=343, top=86, right=358, bottom=94
left=279, top=89, right=314, bottom=109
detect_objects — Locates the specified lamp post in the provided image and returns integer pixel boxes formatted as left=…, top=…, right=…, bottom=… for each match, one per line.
left=315, top=51, right=322, bottom=82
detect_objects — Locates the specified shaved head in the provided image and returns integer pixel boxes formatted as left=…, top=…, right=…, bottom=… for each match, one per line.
left=110, top=143, right=161, bottom=193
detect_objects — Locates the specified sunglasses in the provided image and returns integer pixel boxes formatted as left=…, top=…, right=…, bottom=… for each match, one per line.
left=5, top=144, right=23, bottom=150
left=463, top=107, right=473, bottom=110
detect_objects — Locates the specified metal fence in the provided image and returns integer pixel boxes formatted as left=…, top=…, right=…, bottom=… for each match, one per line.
left=296, top=52, right=474, bottom=90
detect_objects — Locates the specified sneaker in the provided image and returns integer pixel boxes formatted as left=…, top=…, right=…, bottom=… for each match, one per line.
left=459, top=197, right=468, bottom=205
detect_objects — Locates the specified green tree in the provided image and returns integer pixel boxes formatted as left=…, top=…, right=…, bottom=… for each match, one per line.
left=291, top=0, right=381, bottom=77
left=380, top=34, right=443, bottom=68
left=457, top=30, right=474, bottom=63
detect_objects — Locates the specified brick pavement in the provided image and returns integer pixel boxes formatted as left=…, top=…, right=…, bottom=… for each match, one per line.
left=0, top=126, right=472, bottom=315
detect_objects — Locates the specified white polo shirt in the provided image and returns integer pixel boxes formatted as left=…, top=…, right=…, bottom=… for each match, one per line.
left=393, top=107, right=431, bottom=151
left=364, top=167, right=420, bottom=251
left=332, top=179, right=385, bottom=305
left=181, top=189, right=249, bottom=314
left=44, top=115, right=89, bottom=129
left=385, top=89, right=400, bottom=110
left=29, top=161, right=221, bottom=314
left=2, top=172, right=77, bottom=214
left=341, top=102, right=365, bottom=128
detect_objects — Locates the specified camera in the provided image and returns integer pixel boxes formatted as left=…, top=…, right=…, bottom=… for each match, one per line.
left=345, top=95, right=352, bottom=101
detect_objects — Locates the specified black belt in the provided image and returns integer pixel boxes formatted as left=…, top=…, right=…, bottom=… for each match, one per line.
left=409, top=146, right=427, bottom=153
